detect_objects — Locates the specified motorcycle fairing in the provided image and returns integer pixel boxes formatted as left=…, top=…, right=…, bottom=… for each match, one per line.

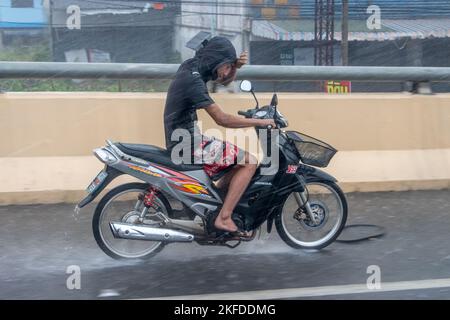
left=78, top=144, right=223, bottom=216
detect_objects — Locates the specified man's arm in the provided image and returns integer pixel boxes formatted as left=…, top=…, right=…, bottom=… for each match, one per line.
left=205, top=103, right=275, bottom=128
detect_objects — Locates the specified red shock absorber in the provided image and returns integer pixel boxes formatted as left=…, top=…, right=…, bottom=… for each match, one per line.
left=142, top=186, right=158, bottom=208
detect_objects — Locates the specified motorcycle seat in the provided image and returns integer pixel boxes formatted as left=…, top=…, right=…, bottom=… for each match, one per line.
left=115, top=143, right=204, bottom=172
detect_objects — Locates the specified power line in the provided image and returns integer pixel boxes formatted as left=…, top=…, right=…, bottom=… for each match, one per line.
left=53, top=0, right=450, bottom=17
left=49, top=12, right=200, bottom=28
left=0, top=1, right=444, bottom=16
left=70, top=0, right=450, bottom=11
left=2, top=0, right=448, bottom=29
left=57, top=0, right=450, bottom=19
left=0, top=0, right=447, bottom=12
left=74, top=0, right=302, bottom=10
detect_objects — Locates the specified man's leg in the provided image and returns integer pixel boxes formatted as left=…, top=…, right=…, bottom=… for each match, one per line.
left=214, top=152, right=258, bottom=232
left=215, top=166, right=240, bottom=192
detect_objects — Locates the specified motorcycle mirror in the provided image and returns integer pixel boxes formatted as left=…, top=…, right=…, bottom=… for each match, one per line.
left=270, top=94, right=278, bottom=107
left=240, top=80, right=259, bottom=109
left=239, top=80, right=253, bottom=92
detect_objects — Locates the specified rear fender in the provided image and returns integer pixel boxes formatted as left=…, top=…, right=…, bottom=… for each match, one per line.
left=77, top=166, right=123, bottom=208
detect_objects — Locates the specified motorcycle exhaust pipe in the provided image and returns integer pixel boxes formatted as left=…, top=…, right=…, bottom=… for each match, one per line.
left=109, top=221, right=195, bottom=242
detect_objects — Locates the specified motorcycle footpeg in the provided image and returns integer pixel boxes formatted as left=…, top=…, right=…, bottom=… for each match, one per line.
left=209, top=231, right=241, bottom=242
left=211, top=231, right=231, bottom=240
left=205, top=209, right=220, bottom=234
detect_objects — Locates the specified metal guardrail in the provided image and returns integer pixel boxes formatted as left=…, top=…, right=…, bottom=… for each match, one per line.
left=1, top=62, right=450, bottom=83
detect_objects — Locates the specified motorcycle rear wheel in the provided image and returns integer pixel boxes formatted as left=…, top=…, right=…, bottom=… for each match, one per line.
left=92, top=182, right=171, bottom=260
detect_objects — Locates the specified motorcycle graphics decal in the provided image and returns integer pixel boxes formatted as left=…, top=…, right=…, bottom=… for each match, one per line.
left=127, top=164, right=164, bottom=178
left=126, top=157, right=211, bottom=196
left=172, top=183, right=209, bottom=195
left=152, top=164, right=210, bottom=196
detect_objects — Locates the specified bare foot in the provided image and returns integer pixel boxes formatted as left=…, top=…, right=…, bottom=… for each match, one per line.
left=214, top=216, right=238, bottom=232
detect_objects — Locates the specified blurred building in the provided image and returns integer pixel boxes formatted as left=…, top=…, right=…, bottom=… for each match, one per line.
left=0, top=0, right=48, bottom=48
left=174, top=0, right=251, bottom=61
left=250, top=0, right=450, bottom=67
left=50, top=1, right=180, bottom=63
left=248, top=0, right=450, bottom=92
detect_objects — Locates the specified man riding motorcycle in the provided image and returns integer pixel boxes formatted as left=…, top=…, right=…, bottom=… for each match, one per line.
left=164, top=36, right=275, bottom=235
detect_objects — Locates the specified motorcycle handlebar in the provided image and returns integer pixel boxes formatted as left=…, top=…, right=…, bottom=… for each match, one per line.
left=238, top=110, right=251, bottom=117
left=238, top=109, right=278, bottom=128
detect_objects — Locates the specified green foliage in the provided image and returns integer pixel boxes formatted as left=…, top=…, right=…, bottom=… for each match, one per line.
left=0, top=44, right=174, bottom=92
left=0, top=78, right=171, bottom=92
left=0, top=43, right=51, bottom=62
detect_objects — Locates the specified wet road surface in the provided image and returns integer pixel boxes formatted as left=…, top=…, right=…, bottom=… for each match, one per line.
left=1, top=189, right=450, bottom=300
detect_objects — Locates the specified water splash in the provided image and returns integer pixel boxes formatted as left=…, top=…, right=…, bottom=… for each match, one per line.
left=97, top=289, right=121, bottom=298
left=73, top=205, right=81, bottom=222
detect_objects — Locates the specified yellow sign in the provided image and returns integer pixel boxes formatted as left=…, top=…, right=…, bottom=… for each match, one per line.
left=326, top=81, right=352, bottom=94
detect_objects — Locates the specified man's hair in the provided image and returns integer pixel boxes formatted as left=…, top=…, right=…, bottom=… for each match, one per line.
left=217, top=64, right=237, bottom=86
left=194, top=36, right=238, bottom=82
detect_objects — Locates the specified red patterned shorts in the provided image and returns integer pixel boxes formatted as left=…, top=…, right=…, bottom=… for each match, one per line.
left=193, top=136, right=245, bottom=179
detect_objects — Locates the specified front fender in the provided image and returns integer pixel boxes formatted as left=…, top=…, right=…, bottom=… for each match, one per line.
left=298, top=164, right=337, bottom=183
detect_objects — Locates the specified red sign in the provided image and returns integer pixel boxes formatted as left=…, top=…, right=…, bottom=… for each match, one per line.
left=153, top=3, right=165, bottom=10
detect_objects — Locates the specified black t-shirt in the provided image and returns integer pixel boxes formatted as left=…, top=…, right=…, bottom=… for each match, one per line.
left=164, top=59, right=215, bottom=151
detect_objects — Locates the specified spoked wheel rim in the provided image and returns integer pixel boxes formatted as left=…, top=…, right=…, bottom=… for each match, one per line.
left=98, top=188, right=166, bottom=259
left=280, top=182, right=345, bottom=248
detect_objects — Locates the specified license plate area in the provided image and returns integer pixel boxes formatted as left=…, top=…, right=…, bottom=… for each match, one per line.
left=87, top=170, right=108, bottom=194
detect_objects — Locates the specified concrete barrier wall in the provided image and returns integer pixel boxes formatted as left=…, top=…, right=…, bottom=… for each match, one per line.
left=1, top=92, right=449, bottom=205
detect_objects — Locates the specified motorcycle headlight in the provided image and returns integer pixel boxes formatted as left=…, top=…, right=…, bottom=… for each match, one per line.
left=93, top=148, right=117, bottom=164
left=276, top=110, right=289, bottom=128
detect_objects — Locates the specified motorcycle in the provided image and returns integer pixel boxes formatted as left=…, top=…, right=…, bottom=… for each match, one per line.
left=77, top=80, right=348, bottom=260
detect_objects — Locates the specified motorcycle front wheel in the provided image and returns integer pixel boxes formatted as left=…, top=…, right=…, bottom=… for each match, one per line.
left=92, top=182, right=171, bottom=260
left=275, top=180, right=347, bottom=250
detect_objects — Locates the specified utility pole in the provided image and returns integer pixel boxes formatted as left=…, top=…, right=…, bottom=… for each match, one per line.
left=211, top=0, right=219, bottom=92
left=314, top=0, right=335, bottom=66
left=341, top=0, right=349, bottom=66
left=44, top=0, right=55, bottom=61
left=314, top=0, right=335, bottom=92
left=211, top=0, right=218, bottom=36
